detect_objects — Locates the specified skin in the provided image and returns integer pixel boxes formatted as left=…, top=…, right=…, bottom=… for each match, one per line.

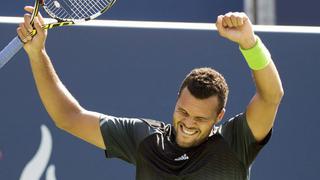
left=19, top=6, right=105, bottom=149
left=19, top=7, right=283, bottom=150
left=216, top=12, right=284, bottom=142
left=173, top=88, right=225, bottom=148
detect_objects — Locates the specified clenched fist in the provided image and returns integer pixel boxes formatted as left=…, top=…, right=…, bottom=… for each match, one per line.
left=216, top=12, right=256, bottom=49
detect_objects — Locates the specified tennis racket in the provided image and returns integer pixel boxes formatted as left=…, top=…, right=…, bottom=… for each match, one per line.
left=0, top=0, right=116, bottom=69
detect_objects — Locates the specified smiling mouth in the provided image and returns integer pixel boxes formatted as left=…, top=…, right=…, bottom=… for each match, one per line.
left=180, top=124, right=198, bottom=136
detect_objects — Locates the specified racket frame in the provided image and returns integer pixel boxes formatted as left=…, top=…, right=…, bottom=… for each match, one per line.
left=41, top=0, right=117, bottom=30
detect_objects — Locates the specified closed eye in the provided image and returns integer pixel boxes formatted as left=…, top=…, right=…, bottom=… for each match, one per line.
left=194, top=117, right=209, bottom=122
left=176, top=108, right=189, bottom=117
left=179, top=110, right=189, bottom=116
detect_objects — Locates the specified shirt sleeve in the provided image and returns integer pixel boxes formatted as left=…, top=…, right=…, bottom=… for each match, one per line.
left=220, top=113, right=272, bottom=167
left=99, top=115, right=151, bottom=165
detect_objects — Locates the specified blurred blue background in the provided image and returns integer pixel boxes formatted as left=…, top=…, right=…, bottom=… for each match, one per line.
left=0, top=0, right=319, bottom=180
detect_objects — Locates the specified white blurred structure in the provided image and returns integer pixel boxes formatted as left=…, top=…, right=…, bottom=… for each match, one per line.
left=244, top=0, right=276, bottom=25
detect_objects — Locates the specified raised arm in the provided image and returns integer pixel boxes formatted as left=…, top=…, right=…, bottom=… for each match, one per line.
left=19, top=6, right=106, bottom=149
left=216, top=12, right=284, bottom=142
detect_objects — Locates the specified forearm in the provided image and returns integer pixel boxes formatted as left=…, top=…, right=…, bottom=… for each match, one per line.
left=28, top=49, right=83, bottom=126
left=252, top=62, right=284, bottom=104
left=241, top=37, right=284, bottom=104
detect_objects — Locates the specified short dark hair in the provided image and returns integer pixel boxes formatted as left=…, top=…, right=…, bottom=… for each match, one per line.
left=178, top=67, right=229, bottom=113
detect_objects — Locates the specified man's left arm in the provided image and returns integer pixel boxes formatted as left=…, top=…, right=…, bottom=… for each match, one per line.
left=216, top=12, right=284, bottom=142
left=245, top=56, right=284, bottom=142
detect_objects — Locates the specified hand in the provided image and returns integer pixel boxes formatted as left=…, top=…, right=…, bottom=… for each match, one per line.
left=216, top=12, right=256, bottom=49
left=17, top=6, right=47, bottom=55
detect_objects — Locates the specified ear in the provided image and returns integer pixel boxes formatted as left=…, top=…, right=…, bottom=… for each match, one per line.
left=215, top=108, right=226, bottom=124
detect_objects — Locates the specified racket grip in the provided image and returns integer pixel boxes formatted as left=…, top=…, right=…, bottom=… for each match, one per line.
left=0, top=36, right=24, bottom=69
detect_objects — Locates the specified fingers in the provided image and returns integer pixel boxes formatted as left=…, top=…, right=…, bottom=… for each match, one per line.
left=17, top=14, right=33, bottom=43
left=215, top=15, right=226, bottom=36
left=218, top=12, right=248, bottom=28
left=24, top=6, right=45, bottom=24
left=24, top=13, right=33, bottom=33
left=17, top=6, right=47, bottom=44
left=215, top=12, right=255, bottom=48
left=17, top=7, right=34, bottom=43
left=24, top=6, right=34, bottom=13
left=24, top=6, right=45, bottom=30
left=17, top=25, right=28, bottom=43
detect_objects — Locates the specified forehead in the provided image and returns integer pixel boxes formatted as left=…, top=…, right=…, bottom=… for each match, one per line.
left=176, top=88, right=219, bottom=116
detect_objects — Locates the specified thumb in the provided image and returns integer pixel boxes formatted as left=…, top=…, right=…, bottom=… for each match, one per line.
left=33, top=18, right=45, bottom=37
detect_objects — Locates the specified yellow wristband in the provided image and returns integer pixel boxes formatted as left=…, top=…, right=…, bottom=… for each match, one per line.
left=240, top=36, right=271, bottom=70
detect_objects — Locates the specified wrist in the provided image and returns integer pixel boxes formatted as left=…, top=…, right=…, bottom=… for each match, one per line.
left=239, top=34, right=257, bottom=49
left=27, top=47, right=46, bottom=58
left=240, top=36, right=271, bottom=70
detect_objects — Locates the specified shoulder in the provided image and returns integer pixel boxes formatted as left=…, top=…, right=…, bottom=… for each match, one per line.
left=214, top=113, right=246, bottom=134
left=100, top=114, right=169, bottom=137
left=139, top=118, right=171, bottom=135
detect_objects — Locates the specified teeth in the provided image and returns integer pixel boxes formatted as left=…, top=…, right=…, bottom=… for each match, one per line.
left=181, top=125, right=197, bottom=135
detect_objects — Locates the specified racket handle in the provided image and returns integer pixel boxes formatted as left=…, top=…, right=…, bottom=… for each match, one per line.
left=0, top=36, right=24, bottom=69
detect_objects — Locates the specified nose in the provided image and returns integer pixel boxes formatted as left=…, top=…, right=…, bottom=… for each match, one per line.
left=183, top=116, right=197, bottom=128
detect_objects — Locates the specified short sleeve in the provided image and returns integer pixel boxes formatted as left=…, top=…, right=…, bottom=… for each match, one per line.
left=99, top=115, right=151, bottom=164
left=220, top=113, right=272, bottom=167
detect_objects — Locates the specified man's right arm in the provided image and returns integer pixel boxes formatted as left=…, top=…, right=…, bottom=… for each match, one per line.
left=19, top=6, right=106, bottom=149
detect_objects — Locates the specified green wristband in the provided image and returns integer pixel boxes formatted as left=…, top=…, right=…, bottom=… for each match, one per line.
left=240, top=36, right=271, bottom=70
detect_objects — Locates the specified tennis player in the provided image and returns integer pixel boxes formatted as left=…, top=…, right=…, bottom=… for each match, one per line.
left=19, top=6, right=283, bottom=180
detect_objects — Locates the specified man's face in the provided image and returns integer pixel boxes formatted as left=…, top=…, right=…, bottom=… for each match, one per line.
left=173, top=88, right=225, bottom=148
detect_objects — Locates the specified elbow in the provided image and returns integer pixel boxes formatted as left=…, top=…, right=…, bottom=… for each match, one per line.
left=273, top=88, right=284, bottom=104
left=52, top=115, right=73, bottom=131
left=260, top=85, right=284, bottom=105
left=50, top=108, right=83, bottom=131
left=54, top=118, right=71, bottom=131
left=277, top=83, right=285, bottom=102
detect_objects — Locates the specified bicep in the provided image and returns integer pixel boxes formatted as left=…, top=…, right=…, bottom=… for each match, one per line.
left=246, top=61, right=283, bottom=142
left=246, top=94, right=280, bottom=142
left=58, top=110, right=106, bottom=149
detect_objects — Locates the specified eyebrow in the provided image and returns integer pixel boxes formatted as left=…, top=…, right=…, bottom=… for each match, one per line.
left=176, top=106, right=210, bottom=120
left=177, top=106, right=186, bottom=112
left=176, top=107, right=188, bottom=114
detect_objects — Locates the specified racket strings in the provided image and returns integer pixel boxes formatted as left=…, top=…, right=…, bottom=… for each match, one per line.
left=71, top=0, right=96, bottom=18
left=44, top=0, right=113, bottom=20
left=45, top=0, right=73, bottom=20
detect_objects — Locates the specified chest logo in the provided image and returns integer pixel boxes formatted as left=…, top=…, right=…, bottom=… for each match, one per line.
left=174, top=154, right=189, bottom=161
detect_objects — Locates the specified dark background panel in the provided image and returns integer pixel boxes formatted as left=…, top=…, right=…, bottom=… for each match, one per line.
left=276, top=0, right=320, bottom=26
